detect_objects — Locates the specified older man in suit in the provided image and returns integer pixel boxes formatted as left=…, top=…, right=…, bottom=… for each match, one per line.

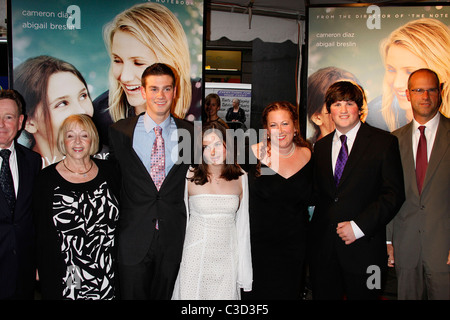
left=309, top=81, right=405, bottom=300
left=0, top=89, right=41, bottom=299
left=387, top=68, right=449, bottom=300
left=108, top=63, right=193, bottom=300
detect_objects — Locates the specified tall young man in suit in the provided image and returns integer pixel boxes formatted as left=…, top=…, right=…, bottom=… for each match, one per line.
left=387, top=68, right=449, bottom=300
left=0, top=89, right=41, bottom=299
left=108, top=63, right=194, bottom=299
left=309, top=81, right=405, bottom=299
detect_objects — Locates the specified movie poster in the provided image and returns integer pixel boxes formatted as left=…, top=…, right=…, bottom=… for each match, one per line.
left=8, top=0, right=204, bottom=167
left=306, top=4, right=449, bottom=144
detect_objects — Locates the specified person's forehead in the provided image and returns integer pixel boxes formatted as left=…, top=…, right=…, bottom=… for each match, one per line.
left=0, top=99, right=19, bottom=113
left=410, top=72, right=439, bottom=87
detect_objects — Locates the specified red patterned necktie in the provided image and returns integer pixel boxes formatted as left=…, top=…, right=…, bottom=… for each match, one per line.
left=334, top=135, right=348, bottom=186
left=416, top=126, right=427, bottom=194
left=150, top=126, right=165, bottom=191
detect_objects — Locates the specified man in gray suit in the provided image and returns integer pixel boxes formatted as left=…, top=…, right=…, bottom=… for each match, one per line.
left=387, top=68, right=449, bottom=300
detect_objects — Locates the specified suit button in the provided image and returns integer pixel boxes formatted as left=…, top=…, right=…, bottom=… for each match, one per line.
left=420, top=205, right=425, bottom=210
left=334, top=198, right=339, bottom=202
left=156, top=195, right=161, bottom=200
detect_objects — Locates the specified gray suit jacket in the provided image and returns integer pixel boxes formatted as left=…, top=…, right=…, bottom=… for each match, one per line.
left=388, top=113, right=450, bottom=273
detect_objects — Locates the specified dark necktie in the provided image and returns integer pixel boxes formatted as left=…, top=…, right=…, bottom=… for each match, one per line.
left=0, top=149, right=15, bottom=214
left=416, top=126, right=428, bottom=194
left=150, top=126, right=165, bottom=191
left=334, top=135, right=348, bottom=186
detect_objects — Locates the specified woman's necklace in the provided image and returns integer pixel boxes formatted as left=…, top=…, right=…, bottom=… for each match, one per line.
left=63, top=159, right=94, bottom=177
left=277, top=143, right=296, bottom=159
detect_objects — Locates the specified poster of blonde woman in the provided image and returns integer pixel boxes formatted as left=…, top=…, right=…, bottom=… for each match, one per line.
left=9, top=0, right=204, bottom=166
left=307, top=4, right=449, bottom=136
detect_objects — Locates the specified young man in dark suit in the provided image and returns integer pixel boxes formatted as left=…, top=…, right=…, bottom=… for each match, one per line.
left=108, top=63, right=194, bottom=300
left=309, top=81, right=405, bottom=299
left=0, top=89, right=41, bottom=299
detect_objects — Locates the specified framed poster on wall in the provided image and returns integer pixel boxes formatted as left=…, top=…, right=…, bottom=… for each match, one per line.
left=306, top=3, right=449, bottom=144
left=8, top=0, right=204, bottom=166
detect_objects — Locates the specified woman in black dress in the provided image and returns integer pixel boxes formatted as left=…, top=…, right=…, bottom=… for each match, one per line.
left=33, top=114, right=120, bottom=299
left=242, top=101, right=312, bottom=300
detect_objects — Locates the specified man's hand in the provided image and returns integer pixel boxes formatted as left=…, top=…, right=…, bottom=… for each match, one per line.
left=387, top=243, right=395, bottom=267
left=336, top=221, right=356, bottom=245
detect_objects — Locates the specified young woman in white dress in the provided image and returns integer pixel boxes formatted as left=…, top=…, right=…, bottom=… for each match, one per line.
left=172, top=122, right=252, bottom=300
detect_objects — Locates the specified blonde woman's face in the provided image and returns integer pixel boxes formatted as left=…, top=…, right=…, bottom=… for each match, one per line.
left=111, top=30, right=158, bottom=108
left=385, top=45, right=428, bottom=111
left=63, top=123, right=92, bottom=161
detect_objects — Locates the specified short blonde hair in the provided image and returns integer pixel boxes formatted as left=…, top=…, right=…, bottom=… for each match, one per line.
left=57, top=114, right=100, bottom=156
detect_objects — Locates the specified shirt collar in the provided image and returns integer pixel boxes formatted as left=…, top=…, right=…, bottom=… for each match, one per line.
left=144, top=112, right=171, bottom=134
left=412, top=111, right=440, bottom=134
left=0, top=142, right=16, bottom=154
left=334, top=121, right=361, bottom=142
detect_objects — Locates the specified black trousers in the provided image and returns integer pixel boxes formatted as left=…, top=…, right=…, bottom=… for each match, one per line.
left=310, top=247, right=384, bottom=300
left=118, top=232, right=180, bottom=300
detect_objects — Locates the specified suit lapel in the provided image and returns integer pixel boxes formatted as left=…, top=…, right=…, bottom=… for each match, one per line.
left=123, top=114, right=155, bottom=185
left=321, top=133, right=335, bottom=188
left=13, top=144, right=31, bottom=218
left=159, top=117, right=192, bottom=189
left=396, top=122, right=419, bottom=196
left=422, top=114, right=450, bottom=191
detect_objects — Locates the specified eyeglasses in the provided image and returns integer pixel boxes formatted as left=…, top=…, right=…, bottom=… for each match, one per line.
left=410, top=88, right=439, bottom=95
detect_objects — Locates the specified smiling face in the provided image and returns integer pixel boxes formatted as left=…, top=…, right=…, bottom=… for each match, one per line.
left=266, top=109, right=297, bottom=150
left=0, top=99, right=24, bottom=149
left=202, top=131, right=226, bottom=165
left=205, top=97, right=220, bottom=119
left=63, top=123, right=92, bottom=161
left=406, top=70, right=442, bottom=124
left=111, top=30, right=158, bottom=109
left=329, top=100, right=361, bottom=134
left=140, top=74, right=176, bottom=123
left=28, top=71, right=93, bottom=154
left=385, top=45, right=428, bottom=111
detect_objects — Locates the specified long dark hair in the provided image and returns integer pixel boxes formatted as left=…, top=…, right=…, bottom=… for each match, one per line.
left=189, top=122, right=243, bottom=185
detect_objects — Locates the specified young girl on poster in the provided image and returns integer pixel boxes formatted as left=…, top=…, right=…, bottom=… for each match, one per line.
left=14, top=55, right=94, bottom=167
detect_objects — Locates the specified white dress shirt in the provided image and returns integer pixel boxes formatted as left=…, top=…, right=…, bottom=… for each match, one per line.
left=332, top=121, right=365, bottom=240
left=411, top=111, right=440, bottom=165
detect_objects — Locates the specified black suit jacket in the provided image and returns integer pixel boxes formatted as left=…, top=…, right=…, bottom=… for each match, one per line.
left=310, top=122, right=405, bottom=273
left=108, top=114, right=194, bottom=266
left=0, top=142, right=41, bottom=299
